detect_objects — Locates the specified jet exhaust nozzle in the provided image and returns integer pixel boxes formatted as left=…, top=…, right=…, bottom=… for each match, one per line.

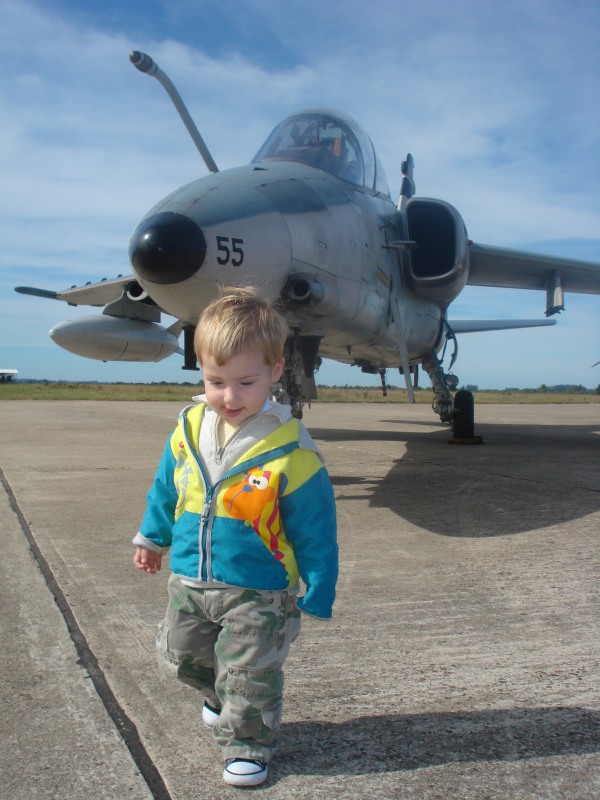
left=285, top=278, right=339, bottom=315
left=286, top=278, right=312, bottom=304
left=126, top=281, right=149, bottom=301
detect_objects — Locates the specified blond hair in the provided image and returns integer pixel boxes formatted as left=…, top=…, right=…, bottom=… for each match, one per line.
left=194, top=286, right=289, bottom=366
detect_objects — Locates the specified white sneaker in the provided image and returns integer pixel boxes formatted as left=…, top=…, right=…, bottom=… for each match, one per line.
left=201, top=702, right=220, bottom=729
left=223, top=758, right=268, bottom=787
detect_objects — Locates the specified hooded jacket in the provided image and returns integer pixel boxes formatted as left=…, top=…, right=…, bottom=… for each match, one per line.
left=134, top=401, right=338, bottom=619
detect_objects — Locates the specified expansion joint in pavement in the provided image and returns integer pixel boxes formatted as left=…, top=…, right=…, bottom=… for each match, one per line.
left=0, top=466, right=172, bottom=800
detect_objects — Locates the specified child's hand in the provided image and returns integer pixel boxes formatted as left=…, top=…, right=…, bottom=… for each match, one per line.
left=134, top=546, right=163, bottom=574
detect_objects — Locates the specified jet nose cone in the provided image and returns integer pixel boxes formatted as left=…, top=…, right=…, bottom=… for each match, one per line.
left=129, top=211, right=206, bottom=284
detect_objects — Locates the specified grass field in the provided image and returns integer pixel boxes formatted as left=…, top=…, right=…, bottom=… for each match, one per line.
left=0, top=382, right=598, bottom=404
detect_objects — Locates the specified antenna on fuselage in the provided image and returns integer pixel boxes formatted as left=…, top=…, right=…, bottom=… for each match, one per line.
left=130, top=51, right=219, bottom=174
left=397, top=153, right=415, bottom=211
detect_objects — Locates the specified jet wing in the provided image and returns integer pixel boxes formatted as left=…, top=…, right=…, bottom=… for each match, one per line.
left=449, top=318, right=556, bottom=334
left=15, top=275, right=135, bottom=307
left=468, top=244, right=600, bottom=294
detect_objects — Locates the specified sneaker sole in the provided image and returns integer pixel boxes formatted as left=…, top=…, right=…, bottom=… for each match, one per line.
left=223, top=766, right=268, bottom=787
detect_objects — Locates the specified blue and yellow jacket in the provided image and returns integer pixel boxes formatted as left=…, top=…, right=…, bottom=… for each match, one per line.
left=135, top=402, right=338, bottom=619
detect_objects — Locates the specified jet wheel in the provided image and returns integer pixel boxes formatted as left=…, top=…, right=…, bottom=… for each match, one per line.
left=452, top=389, right=475, bottom=439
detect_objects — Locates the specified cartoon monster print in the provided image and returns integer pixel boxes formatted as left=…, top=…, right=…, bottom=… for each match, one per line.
left=223, top=467, right=289, bottom=567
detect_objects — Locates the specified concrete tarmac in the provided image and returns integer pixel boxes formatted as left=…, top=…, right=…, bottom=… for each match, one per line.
left=1, top=400, right=599, bottom=800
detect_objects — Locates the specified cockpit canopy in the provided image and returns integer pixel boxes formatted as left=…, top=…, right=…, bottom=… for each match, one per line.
left=252, top=109, right=390, bottom=197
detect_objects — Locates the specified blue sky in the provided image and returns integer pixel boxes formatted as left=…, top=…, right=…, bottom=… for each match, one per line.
left=1, top=0, right=599, bottom=389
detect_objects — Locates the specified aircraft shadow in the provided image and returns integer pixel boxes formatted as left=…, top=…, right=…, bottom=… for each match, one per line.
left=275, top=706, right=600, bottom=778
left=309, top=421, right=600, bottom=537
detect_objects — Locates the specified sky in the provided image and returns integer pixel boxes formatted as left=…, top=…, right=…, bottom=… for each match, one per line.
left=1, top=0, right=599, bottom=390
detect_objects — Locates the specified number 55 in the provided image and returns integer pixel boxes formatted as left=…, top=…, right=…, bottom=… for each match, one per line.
left=216, top=236, right=244, bottom=267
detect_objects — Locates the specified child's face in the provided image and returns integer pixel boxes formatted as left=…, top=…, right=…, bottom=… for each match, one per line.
left=201, top=348, right=285, bottom=427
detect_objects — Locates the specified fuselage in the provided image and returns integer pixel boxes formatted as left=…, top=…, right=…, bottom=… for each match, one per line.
left=129, top=158, right=444, bottom=371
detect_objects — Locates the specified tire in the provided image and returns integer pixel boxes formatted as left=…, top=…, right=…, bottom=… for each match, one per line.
left=452, top=389, right=474, bottom=438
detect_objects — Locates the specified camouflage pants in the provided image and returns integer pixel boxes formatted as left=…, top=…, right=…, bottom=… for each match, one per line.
left=156, top=573, right=301, bottom=761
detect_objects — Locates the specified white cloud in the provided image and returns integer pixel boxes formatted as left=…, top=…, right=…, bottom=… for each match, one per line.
left=0, top=0, right=598, bottom=386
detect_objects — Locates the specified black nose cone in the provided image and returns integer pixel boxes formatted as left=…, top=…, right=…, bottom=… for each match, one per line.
left=129, top=212, right=206, bottom=284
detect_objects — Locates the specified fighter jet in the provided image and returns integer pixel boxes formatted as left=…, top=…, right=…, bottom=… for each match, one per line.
left=16, top=52, right=600, bottom=437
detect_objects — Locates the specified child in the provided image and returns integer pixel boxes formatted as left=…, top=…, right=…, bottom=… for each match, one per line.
left=133, top=287, right=338, bottom=787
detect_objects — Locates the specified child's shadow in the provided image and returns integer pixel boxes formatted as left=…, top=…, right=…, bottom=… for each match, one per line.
left=276, top=707, right=600, bottom=777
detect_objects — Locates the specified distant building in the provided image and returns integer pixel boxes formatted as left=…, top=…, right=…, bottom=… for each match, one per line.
left=0, top=369, right=18, bottom=383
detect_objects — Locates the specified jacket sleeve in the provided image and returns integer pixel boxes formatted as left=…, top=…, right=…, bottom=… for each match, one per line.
left=279, top=456, right=338, bottom=619
left=133, top=436, right=178, bottom=552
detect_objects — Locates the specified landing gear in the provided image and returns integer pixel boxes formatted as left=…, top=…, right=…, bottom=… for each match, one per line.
left=421, top=349, right=454, bottom=423
left=279, top=334, right=320, bottom=419
left=282, top=367, right=304, bottom=419
left=421, top=348, right=482, bottom=444
left=379, top=368, right=389, bottom=397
